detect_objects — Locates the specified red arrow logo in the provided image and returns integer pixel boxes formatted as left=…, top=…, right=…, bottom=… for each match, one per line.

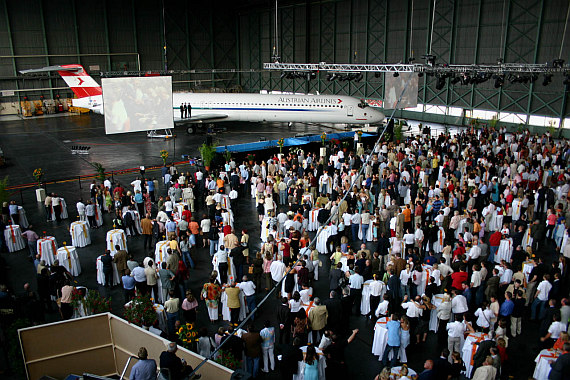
left=337, top=98, right=342, bottom=103
left=77, top=78, right=84, bottom=86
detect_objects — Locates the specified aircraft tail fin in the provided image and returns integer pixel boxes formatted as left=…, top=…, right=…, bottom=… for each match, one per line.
left=20, top=64, right=102, bottom=99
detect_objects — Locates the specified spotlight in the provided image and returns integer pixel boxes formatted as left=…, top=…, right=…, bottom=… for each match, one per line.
left=418, top=72, right=424, bottom=77
left=280, top=72, right=288, bottom=79
left=451, top=76, right=461, bottom=85
left=422, top=54, right=437, bottom=66
left=435, top=74, right=447, bottom=90
left=374, top=72, right=382, bottom=78
left=326, top=73, right=337, bottom=81
left=408, top=57, right=416, bottom=63
left=543, top=74, right=553, bottom=86
left=493, top=74, right=504, bottom=88
left=553, top=59, right=565, bottom=68
left=354, top=73, right=364, bottom=82
left=393, top=72, right=399, bottom=77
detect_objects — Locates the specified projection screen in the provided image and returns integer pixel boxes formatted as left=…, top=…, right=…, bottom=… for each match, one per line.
left=102, top=76, right=174, bottom=134
left=383, top=73, right=419, bottom=110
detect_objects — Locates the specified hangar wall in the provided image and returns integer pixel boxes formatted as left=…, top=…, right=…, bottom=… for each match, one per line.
left=238, top=0, right=570, bottom=122
left=0, top=0, right=238, bottom=111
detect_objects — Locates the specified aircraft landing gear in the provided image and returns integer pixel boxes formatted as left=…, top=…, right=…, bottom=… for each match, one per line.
left=186, top=125, right=196, bottom=134
left=288, top=122, right=293, bottom=128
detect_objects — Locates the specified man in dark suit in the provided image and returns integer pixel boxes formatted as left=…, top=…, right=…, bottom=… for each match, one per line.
left=484, top=269, right=500, bottom=302
left=472, top=338, right=496, bottom=375
left=548, top=342, right=570, bottom=380
left=417, top=359, right=435, bottom=380
left=387, top=270, right=401, bottom=311
left=159, top=342, right=200, bottom=379
left=276, top=297, right=290, bottom=344
left=432, top=348, right=452, bottom=380
left=323, top=290, right=342, bottom=333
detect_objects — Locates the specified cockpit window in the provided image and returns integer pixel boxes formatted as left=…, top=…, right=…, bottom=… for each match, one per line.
left=357, top=99, right=367, bottom=108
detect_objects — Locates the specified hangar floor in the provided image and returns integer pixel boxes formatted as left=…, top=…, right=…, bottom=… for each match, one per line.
left=0, top=113, right=540, bottom=379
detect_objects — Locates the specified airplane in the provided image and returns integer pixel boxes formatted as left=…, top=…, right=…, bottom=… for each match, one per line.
left=20, top=64, right=385, bottom=134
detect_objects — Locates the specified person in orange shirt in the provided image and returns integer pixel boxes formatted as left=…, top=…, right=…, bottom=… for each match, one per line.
left=402, top=204, right=412, bottom=232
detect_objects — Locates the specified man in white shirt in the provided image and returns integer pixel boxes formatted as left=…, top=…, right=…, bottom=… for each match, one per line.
left=414, top=226, right=424, bottom=248
left=238, top=275, right=257, bottom=319
left=467, top=244, right=481, bottom=262
left=131, top=178, right=142, bottom=193
left=270, top=256, right=286, bottom=297
left=447, top=316, right=473, bottom=359
left=375, top=294, right=390, bottom=318
left=348, top=268, right=364, bottom=315
left=76, top=200, right=86, bottom=222
left=438, top=258, right=453, bottom=278
left=531, top=274, right=553, bottom=320
left=451, top=290, right=469, bottom=320
left=403, top=231, right=415, bottom=252
left=368, top=275, right=385, bottom=319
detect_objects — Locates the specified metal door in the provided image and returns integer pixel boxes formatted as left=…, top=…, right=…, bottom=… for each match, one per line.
left=347, top=105, right=353, bottom=116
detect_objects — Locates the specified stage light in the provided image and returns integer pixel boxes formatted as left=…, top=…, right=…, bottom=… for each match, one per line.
left=393, top=72, right=399, bottom=77
left=493, top=74, right=504, bottom=88
left=543, top=74, right=552, bottom=86
left=418, top=72, right=424, bottom=77
left=354, top=73, right=364, bottom=82
left=435, top=76, right=446, bottom=90
left=553, top=59, right=565, bottom=68
left=374, top=72, right=382, bottom=78
left=326, top=73, right=337, bottom=81
left=450, top=76, right=461, bottom=85
left=280, top=72, right=288, bottom=79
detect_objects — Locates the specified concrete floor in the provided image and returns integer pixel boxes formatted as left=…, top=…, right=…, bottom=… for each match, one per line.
left=0, top=113, right=540, bottom=379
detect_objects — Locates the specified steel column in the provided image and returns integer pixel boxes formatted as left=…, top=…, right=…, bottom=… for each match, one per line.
left=38, top=0, right=54, bottom=98
left=2, top=1, right=20, bottom=105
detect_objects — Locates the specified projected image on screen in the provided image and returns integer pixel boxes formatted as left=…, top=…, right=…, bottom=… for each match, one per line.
left=383, top=73, right=419, bottom=110
left=102, top=77, right=174, bottom=134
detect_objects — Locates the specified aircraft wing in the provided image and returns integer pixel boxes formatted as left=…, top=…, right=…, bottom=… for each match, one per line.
left=175, top=114, right=228, bottom=124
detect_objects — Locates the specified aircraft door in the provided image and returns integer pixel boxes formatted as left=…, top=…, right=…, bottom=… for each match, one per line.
left=347, top=105, right=354, bottom=117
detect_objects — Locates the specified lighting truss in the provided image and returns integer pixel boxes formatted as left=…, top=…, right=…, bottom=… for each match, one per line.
left=263, top=62, right=570, bottom=75
left=99, top=68, right=261, bottom=78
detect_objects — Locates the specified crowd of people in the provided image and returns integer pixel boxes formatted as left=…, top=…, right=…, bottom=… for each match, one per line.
left=2, top=122, right=570, bottom=380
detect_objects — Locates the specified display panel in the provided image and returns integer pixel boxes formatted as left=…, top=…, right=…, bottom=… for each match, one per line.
left=102, top=76, right=173, bottom=134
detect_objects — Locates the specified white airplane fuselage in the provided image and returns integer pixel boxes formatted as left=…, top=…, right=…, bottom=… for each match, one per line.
left=77, top=93, right=384, bottom=125
left=171, top=93, right=384, bottom=124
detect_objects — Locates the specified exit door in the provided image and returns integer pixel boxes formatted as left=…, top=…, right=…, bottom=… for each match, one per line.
left=347, top=105, right=353, bottom=116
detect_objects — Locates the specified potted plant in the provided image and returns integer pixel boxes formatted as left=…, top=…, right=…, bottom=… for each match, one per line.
left=393, top=121, right=403, bottom=143
left=199, top=142, right=217, bottom=171
left=84, top=289, right=111, bottom=315
left=215, top=349, right=241, bottom=370
left=92, top=162, right=106, bottom=183
left=178, top=322, right=200, bottom=351
left=277, top=138, right=285, bottom=154
left=124, top=293, right=158, bottom=328
left=160, top=149, right=169, bottom=166
left=223, top=148, right=232, bottom=163
left=320, top=132, right=328, bottom=157
left=33, top=168, right=45, bottom=202
left=246, top=153, right=255, bottom=166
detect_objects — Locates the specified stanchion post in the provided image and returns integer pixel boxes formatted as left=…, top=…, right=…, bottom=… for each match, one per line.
left=78, top=176, right=82, bottom=189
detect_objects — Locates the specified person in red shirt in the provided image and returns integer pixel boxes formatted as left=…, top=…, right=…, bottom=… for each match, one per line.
left=489, top=230, right=502, bottom=263
left=279, top=239, right=291, bottom=265
left=182, top=206, right=192, bottom=223
left=452, top=242, right=465, bottom=260
left=546, top=209, right=557, bottom=241
left=451, top=266, right=468, bottom=290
